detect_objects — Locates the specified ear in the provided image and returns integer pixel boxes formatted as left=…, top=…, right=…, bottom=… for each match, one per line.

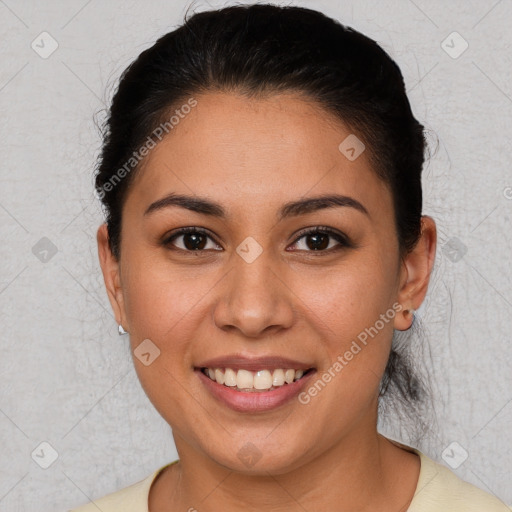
left=97, top=223, right=129, bottom=331
left=394, top=216, right=437, bottom=331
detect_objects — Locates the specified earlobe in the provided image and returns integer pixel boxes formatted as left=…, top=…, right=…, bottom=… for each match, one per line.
left=97, top=223, right=128, bottom=331
left=395, top=307, right=415, bottom=331
left=394, top=216, right=437, bottom=331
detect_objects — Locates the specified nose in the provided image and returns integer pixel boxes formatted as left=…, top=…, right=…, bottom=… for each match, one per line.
left=213, top=250, right=295, bottom=338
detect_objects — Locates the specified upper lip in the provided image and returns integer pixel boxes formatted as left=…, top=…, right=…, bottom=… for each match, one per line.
left=196, top=354, right=314, bottom=371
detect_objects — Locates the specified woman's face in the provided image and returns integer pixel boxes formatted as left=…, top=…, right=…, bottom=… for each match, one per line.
left=98, top=91, right=426, bottom=474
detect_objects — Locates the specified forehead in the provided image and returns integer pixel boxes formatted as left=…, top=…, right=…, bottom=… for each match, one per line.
left=124, top=91, right=392, bottom=220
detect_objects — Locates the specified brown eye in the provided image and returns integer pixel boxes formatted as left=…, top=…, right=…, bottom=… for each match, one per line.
left=163, top=227, right=222, bottom=252
left=289, top=227, right=351, bottom=253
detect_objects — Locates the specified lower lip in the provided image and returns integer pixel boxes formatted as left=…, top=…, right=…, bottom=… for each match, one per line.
left=196, top=369, right=316, bottom=413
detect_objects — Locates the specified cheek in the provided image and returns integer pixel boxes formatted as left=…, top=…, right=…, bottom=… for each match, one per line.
left=293, top=253, right=397, bottom=398
left=299, top=275, right=396, bottom=436
left=296, top=254, right=398, bottom=340
left=122, top=252, right=216, bottom=343
left=122, top=263, right=212, bottom=428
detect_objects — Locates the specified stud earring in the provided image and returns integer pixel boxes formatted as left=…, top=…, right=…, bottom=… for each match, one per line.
left=118, top=324, right=128, bottom=335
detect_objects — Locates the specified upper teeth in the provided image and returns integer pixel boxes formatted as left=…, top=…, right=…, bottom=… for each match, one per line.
left=203, top=368, right=305, bottom=391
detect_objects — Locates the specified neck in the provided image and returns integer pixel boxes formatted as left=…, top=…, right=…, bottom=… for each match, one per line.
left=160, top=424, right=420, bottom=512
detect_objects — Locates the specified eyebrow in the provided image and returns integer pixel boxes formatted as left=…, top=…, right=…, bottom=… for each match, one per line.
left=143, top=192, right=369, bottom=219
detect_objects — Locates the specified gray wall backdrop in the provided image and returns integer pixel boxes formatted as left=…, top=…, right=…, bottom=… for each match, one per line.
left=0, top=0, right=511, bottom=510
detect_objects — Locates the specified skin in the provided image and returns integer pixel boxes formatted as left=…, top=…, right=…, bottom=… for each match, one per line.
left=97, top=91, right=437, bottom=512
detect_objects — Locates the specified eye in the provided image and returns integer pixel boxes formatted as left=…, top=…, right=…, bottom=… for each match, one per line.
left=162, top=226, right=351, bottom=254
left=163, top=227, right=222, bottom=252
left=288, top=226, right=351, bottom=253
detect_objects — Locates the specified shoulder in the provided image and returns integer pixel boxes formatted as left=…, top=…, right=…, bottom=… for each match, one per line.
left=67, top=462, right=177, bottom=512
left=408, top=451, right=510, bottom=512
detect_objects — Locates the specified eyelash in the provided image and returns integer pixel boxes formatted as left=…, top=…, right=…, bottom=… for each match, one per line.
left=162, top=226, right=351, bottom=255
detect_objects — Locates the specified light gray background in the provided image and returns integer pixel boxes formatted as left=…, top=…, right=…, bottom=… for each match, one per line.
left=0, top=0, right=511, bottom=510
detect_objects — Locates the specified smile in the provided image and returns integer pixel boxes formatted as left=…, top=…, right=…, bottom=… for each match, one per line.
left=200, top=367, right=313, bottom=392
left=196, top=364, right=316, bottom=412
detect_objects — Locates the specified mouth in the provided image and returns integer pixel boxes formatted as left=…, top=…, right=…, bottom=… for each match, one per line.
left=195, top=361, right=317, bottom=412
left=199, top=366, right=315, bottom=392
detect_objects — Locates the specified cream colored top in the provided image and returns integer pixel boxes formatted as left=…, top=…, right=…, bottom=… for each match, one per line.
left=69, top=447, right=510, bottom=511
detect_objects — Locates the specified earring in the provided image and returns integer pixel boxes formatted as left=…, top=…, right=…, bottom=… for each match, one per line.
left=118, top=324, right=128, bottom=335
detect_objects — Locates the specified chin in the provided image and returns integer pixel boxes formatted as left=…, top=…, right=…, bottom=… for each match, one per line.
left=202, top=437, right=313, bottom=476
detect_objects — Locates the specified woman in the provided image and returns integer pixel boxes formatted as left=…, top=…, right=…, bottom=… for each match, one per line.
left=70, top=4, right=509, bottom=511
